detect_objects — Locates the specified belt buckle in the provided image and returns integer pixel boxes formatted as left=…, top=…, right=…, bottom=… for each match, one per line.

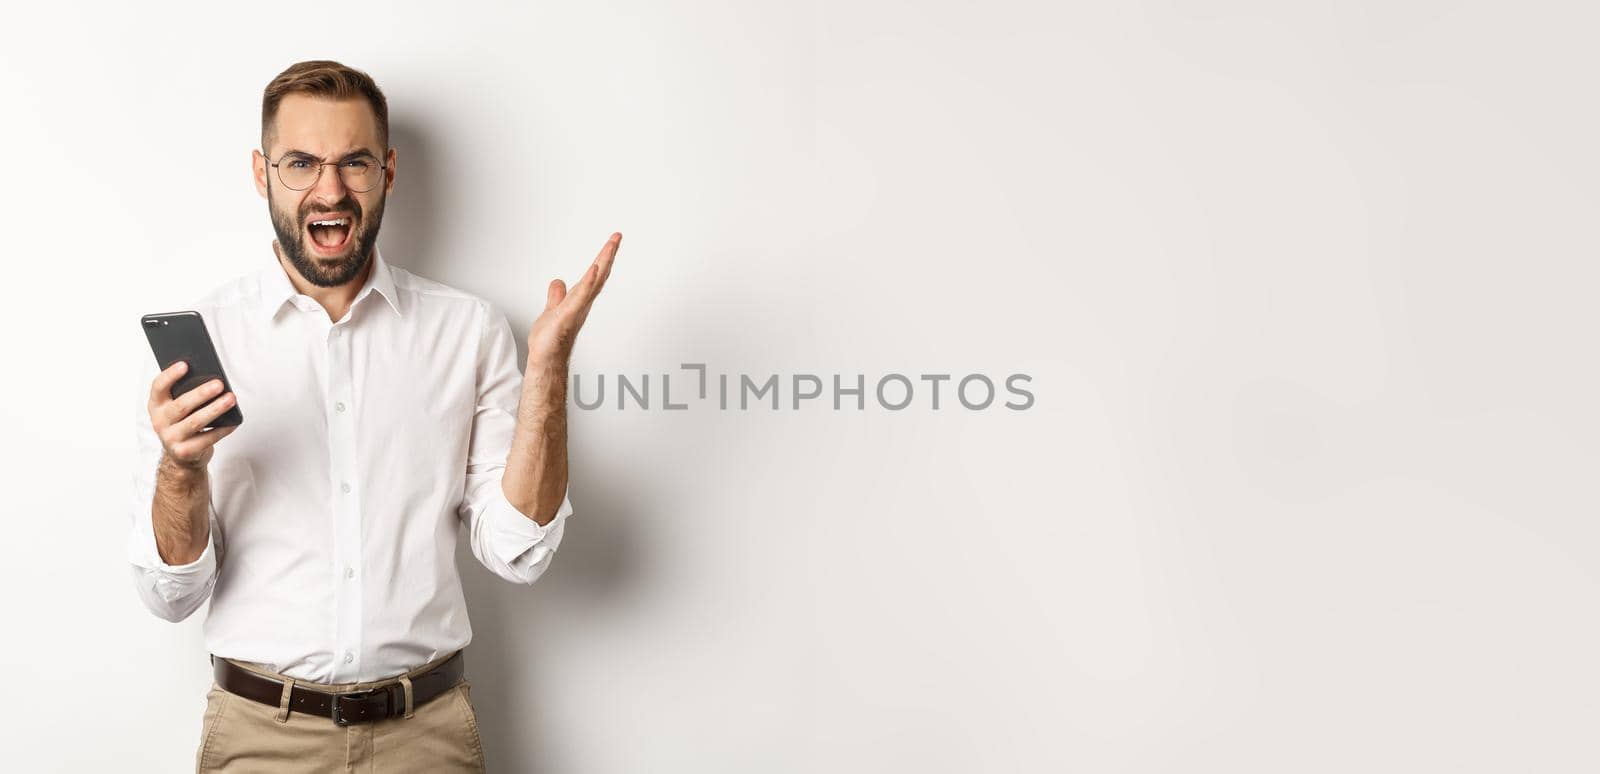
left=331, top=687, right=388, bottom=727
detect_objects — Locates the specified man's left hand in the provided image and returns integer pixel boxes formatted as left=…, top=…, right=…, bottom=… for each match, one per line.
left=526, top=232, right=621, bottom=369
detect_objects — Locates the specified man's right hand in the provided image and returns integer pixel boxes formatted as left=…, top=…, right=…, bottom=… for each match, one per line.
left=149, top=360, right=239, bottom=470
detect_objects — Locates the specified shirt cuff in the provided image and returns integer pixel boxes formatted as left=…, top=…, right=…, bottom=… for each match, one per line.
left=153, top=529, right=218, bottom=576
left=483, top=483, right=573, bottom=547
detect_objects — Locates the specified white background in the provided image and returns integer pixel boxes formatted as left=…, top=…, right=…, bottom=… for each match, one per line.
left=2, top=1, right=1597, bottom=771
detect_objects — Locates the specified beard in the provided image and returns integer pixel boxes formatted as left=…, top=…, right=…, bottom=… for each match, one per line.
left=268, top=185, right=387, bottom=288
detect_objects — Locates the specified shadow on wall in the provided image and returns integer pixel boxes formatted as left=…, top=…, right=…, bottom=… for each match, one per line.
left=382, top=116, right=646, bottom=772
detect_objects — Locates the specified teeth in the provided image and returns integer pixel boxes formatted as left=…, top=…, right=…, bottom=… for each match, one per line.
left=310, top=218, right=349, bottom=226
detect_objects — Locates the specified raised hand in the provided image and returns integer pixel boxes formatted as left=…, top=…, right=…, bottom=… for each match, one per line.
left=526, top=232, right=620, bottom=368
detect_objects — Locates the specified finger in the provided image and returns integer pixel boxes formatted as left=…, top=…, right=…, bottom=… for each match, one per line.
left=599, top=232, right=620, bottom=286
left=556, top=264, right=597, bottom=316
left=562, top=233, right=620, bottom=311
left=178, top=391, right=237, bottom=437
left=156, top=375, right=222, bottom=427
left=149, top=360, right=189, bottom=406
left=544, top=278, right=567, bottom=311
left=594, top=231, right=619, bottom=290
left=173, top=422, right=238, bottom=460
left=160, top=378, right=228, bottom=427
left=575, top=233, right=620, bottom=299
left=190, top=423, right=240, bottom=447
left=198, top=423, right=241, bottom=444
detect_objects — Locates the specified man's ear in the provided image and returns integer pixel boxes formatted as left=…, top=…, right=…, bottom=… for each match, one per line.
left=252, top=149, right=269, bottom=199
left=383, top=146, right=397, bottom=195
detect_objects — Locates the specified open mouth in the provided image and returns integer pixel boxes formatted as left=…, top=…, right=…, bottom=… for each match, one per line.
left=305, top=215, right=353, bottom=255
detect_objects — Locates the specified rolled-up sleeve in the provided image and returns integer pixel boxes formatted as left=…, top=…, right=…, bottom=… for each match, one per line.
left=457, top=301, right=574, bottom=586
left=126, top=357, right=222, bottom=623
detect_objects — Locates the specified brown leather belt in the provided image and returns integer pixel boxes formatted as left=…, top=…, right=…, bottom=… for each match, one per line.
left=211, top=651, right=464, bottom=726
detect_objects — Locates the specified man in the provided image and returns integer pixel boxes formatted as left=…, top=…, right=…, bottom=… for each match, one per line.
left=126, top=60, right=619, bottom=773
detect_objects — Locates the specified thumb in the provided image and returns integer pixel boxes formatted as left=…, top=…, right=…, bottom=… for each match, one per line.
left=545, top=279, right=567, bottom=310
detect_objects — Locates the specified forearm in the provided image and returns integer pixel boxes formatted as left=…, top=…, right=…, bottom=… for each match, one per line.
left=501, top=358, right=570, bottom=526
left=152, top=454, right=212, bottom=565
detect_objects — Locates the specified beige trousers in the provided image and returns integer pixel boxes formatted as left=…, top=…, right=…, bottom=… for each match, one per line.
left=195, top=652, right=486, bottom=773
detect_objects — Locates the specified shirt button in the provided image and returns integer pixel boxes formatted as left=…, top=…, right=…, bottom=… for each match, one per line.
left=344, top=651, right=354, bottom=664
left=341, top=482, right=351, bottom=494
left=345, top=566, right=354, bottom=579
left=335, top=401, right=346, bottom=413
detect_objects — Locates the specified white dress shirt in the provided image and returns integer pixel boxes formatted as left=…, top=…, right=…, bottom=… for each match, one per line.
left=126, top=245, right=573, bottom=683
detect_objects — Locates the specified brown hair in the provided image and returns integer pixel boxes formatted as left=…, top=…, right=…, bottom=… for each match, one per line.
left=261, top=60, right=389, bottom=153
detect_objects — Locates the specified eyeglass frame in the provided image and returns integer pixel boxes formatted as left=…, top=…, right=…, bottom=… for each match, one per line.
left=261, top=148, right=392, bottom=192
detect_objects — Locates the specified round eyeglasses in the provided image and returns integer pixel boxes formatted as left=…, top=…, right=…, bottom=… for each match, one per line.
left=264, top=150, right=390, bottom=192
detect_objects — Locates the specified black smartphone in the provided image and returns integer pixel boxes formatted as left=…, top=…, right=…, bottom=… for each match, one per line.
left=141, top=310, right=244, bottom=430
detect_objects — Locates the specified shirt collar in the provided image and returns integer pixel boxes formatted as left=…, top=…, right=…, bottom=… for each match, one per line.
left=260, top=245, right=402, bottom=322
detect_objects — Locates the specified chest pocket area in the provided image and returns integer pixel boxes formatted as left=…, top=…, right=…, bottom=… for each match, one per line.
left=365, top=355, right=476, bottom=496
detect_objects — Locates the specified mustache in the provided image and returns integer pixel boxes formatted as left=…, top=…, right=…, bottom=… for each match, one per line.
left=302, top=202, right=361, bottom=223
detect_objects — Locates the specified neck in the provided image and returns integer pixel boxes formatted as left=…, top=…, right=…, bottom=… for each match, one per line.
left=273, top=240, right=372, bottom=323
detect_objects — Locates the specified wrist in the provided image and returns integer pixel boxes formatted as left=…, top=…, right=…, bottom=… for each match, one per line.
left=522, top=359, right=568, bottom=405
left=524, top=353, right=569, bottom=375
left=159, top=452, right=209, bottom=481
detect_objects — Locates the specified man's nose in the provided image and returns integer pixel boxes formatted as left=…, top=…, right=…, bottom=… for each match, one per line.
left=309, top=162, right=349, bottom=201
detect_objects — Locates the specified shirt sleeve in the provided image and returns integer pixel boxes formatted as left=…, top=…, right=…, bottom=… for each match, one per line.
left=457, top=301, right=575, bottom=586
left=126, top=354, right=223, bottom=623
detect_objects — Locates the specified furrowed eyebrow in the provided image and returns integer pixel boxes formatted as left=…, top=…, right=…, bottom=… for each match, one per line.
left=282, top=148, right=379, bottom=161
